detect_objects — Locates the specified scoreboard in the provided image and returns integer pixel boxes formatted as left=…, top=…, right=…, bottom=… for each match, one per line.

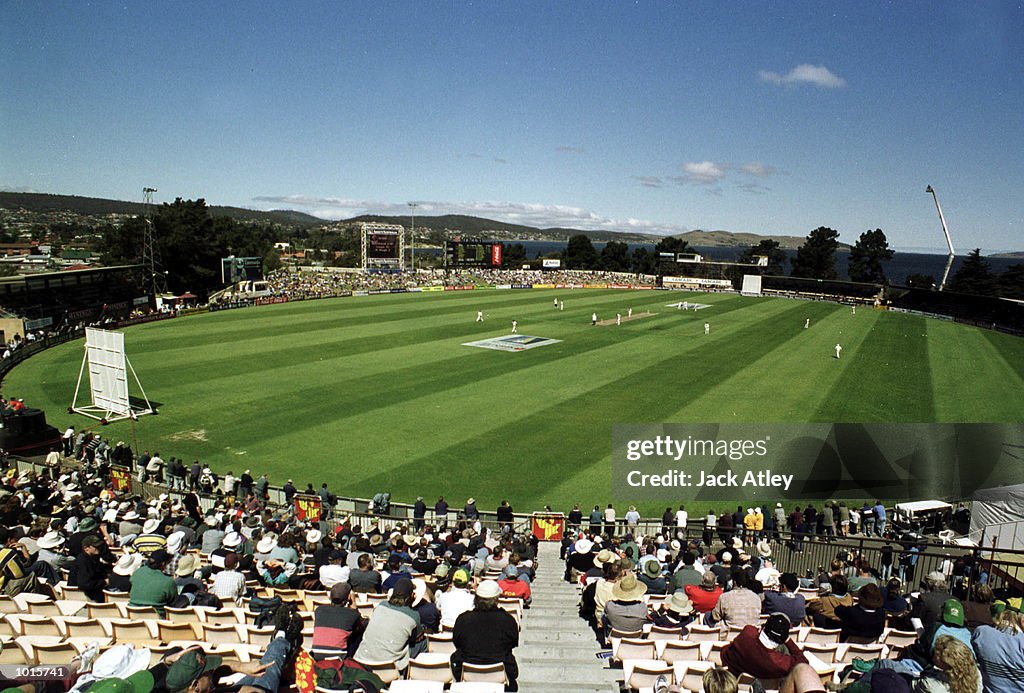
left=445, top=240, right=503, bottom=268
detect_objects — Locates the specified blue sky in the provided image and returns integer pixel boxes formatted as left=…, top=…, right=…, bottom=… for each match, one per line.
left=2, top=2, right=1022, bottom=252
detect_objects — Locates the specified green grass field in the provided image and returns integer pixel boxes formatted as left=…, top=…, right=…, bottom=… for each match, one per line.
left=6, top=289, right=1024, bottom=514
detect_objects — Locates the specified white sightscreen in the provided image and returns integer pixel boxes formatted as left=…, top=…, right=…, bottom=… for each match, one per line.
left=741, top=274, right=763, bottom=296
left=85, top=328, right=130, bottom=416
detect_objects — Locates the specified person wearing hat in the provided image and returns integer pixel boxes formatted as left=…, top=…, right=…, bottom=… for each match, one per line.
left=355, top=578, right=423, bottom=669
left=971, top=601, right=1024, bottom=693
left=563, top=536, right=597, bottom=582
left=130, top=518, right=167, bottom=557
left=603, top=572, right=648, bottom=634
left=36, top=530, right=74, bottom=572
left=311, top=582, right=363, bottom=660
left=69, top=534, right=111, bottom=602
left=437, top=567, right=475, bottom=629
left=648, top=590, right=696, bottom=630
left=128, top=549, right=178, bottom=616
left=317, top=548, right=350, bottom=589
left=762, top=573, right=806, bottom=625
left=721, top=612, right=808, bottom=681
left=638, top=556, right=668, bottom=595
left=452, top=580, right=520, bottom=691
left=107, top=551, right=144, bottom=593
left=806, top=573, right=853, bottom=629
left=498, top=564, right=531, bottom=606
left=835, top=582, right=887, bottom=643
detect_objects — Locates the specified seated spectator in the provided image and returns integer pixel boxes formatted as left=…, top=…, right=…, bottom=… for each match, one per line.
left=971, top=605, right=1024, bottom=693
left=318, top=549, right=350, bottom=589
left=962, top=583, right=995, bottom=632
left=452, top=580, right=520, bottom=691
left=709, top=569, right=762, bottom=629
left=108, top=552, right=144, bottom=592
left=915, top=635, right=980, bottom=693
left=498, top=564, right=532, bottom=606
left=603, top=572, right=648, bottom=635
left=686, top=570, right=724, bottom=614
left=906, top=598, right=974, bottom=665
left=638, top=555, right=667, bottom=595
left=647, top=591, right=696, bottom=631
left=882, top=576, right=911, bottom=617
left=131, top=517, right=167, bottom=556
left=703, top=666, right=739, bottom=693
left=68, top=534, right=109, bottom=602
left=914, top=571, right=955, bottom=631
left=312, top=582, right=363, bottom=661
left=36, top=530, right=74, bottom=572
left=721, top=613, right=808, bottom=681
left=128, top=549, right=178, bottom=616
left=835, top=582, right=887, bottom=643
left=0, top=525, right=52, bottom=597
left=806, top=573, right=853, bottom=628
left=355, top=578, right=422, bottom=670
left=210, top=553, right=247, bottom=606
left=762, top=572, right=807, bottom=624
left=349, top=552, right=382, bottom=593
left=411, top=577, right=440, bottom=634
left=670, top=551, right=703, bottom=591
left=437, top=568, right=475, bottom=629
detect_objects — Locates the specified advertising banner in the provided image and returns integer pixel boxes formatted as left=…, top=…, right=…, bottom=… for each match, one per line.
left=295, top=494, right=323, bottom=522
left=110, top=466, right=131, bottom=493
left=532, top=513, right=566, bottom=542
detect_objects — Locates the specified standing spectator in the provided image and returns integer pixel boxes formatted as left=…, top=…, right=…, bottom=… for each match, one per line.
left=874, top=501, right=887, bottom=536
left=413, top=496, right=427, bottom=531
left=496, top=500, right=514, bottom=533
left=238, top=469, right=254, bottom=498
left=588, top=506, right=603, bottom=535
left=463, top=498, right=479, bottom=521
left=567, top=504, right=583, bottom=533
left=189, top=460, right=202, bottom=491
left=255, top=474, right=270, bottom=503
left=675, top=505, right=688, bottom=539
left=282, top=479, right=297, bottom=505
left=434, top=495, right=449, bottom=526
left=603, top=503, right=616, bottom=537
left=861, top=501, right=875, bottom=536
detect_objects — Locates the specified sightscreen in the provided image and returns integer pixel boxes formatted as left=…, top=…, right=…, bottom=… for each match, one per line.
left=85, top=328, right=130, bottom=416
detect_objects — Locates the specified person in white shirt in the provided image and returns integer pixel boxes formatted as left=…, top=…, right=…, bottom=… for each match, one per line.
left=319, top=550, right=351, bottom=589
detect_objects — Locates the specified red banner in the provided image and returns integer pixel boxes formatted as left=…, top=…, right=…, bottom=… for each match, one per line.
left=295, top=495, right=322, bottom=522
left=491, top=244, right=503, bottom=267
left=110, top=466, right=131, bottom=493
left=531, top=514, right=565, bottom=542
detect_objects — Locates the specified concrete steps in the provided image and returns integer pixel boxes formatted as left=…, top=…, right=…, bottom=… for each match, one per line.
left=515, top=542, right=620, bottom=693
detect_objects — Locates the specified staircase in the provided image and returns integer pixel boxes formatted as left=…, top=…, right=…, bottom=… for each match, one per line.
left=515, top=541, right=620, bottom=693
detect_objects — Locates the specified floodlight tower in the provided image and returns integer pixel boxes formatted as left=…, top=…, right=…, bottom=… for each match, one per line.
left=408, top=202, right=418, bottom=271
left=926, top=185, right=956, bottom=291
left=141, top=187, right=167, bottom=297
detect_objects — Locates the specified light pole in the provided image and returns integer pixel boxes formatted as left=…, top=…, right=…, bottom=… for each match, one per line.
left=926, top=185, right=956, bottom=291
left=407, top=202, right=418, bottom=271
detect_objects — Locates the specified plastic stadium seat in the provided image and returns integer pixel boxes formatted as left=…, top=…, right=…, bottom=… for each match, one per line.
left=110, top=619, right=159, bottom=646
left=16, top=616, right=62, bottom=638
left=609, top=627, right=644, bottom=640
left=660, top=640, right=701, bottom=664
left=353, top=658, right=403, bottom=684
left=460, top=662, right=507, bottom=685
left=449, top=684, right=504, bottom=693
left=614, top=638, right=656, bottom=664
left=407, top=652, right=455, bottom=683
left=648, top=625, right=683, bottom=641
left=838, top=643, right=885, bottom=664
left=201, top=622, right=244, bottom=645
left=801, top=642, right=839, bottom=663
left=426, top=632, right=456, bottom=655
left=200, top=608, right=243, bottom=626
left=673, top=661, right=714, bottom=693
left=0, top=640, right=31, bottom=664
left=23, top=638, right=78, bottom=666
left=626, top=659, right=674, bottom=691
left=123, top=605, right=160, bottom=619
left=86, top=602, right=123, bottom=619
left=802, top=627, right=842, bottom=644
left=61, top=617, right=109, bottom=640
left=705, top=641, right=729, bottom=665
left=156, top=620, right=199, bottom=643
left=684, top=624, right=723, bottom=642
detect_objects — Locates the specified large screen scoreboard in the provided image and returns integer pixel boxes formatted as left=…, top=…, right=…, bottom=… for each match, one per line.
left=445, top=240, right=502, bottom=268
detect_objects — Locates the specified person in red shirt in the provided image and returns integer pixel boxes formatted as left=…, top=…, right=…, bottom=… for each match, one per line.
left=721, top=613, right=808, bottom=682
left=685, top=569, right=724, bottom=613
left=497, top=565, right=531, bottom=607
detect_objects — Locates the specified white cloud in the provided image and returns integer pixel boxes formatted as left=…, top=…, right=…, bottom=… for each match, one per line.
left=681, top=161, right=727, bottom=185
left=759, top=63, right=846, bottom=88
left=250, top=195, right=687, bottom=235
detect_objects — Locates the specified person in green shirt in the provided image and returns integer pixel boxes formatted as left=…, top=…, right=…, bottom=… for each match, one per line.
left=129, top=549, right=178, bottom=616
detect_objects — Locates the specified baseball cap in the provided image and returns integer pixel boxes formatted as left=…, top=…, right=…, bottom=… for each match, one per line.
left=165, top=650, right=223, bottom=692
left=86, top=672, right=155, bottom=693
left=941, top=598, right=965, bottom=627
left=476, top=580, right=501, bottom=598
left=763, top=613, right=791, bottom=645
left=452, top=568, right=470, bottom=586
left=330, top=583, right=352, bottom=603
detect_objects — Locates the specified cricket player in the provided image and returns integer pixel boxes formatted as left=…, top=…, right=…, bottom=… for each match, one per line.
left=476, top=311, right=484, bottom=322
left=835, top=343, right=842, bottom=359
left=512, top=320, right=518, bottom=334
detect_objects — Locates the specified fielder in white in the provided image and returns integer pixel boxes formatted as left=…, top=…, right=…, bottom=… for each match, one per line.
left=835, top=343, right=843, bottom=359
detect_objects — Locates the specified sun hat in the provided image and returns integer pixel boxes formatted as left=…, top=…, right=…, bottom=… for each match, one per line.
left=644, top=560, right=663, bottom=578
left=574, top=538, right=594, bottom=554
left=123, top=510, right=140, bottom=521
left=475, top=580, right=501, bottom=599
left=37, top=531, right=65, bottom=550
left=666, top=591, right=694, bottom=615
left=701, top=571, right=718, bottom=588
left=90, top=644, right=154, bottom=682
left=612, top=574, right=648, bottom=601
left=256, top=536, right=278, bottom=554
left=593, top=549, right=615, bottom=568
left=142, top=518, right=160, bottom=534
left=411, top=577, right=429, bottom=607
left=941, top=598, right=965, bottom=627
left=165, top=649, right=223, bottom=693
left=756, top=540, right=772, bottom=558
left=731, top=537, right=744, bottom=550
left=306, top=529, right=322, bottom=544
left=222, top=532, right=243, bottom=549
left=113, top=552, right=145, bottom=576
left=79, top=517, right=99, bottom=532
left=166, top=531, right=185, bottom=554
left=369, top=534, right=384, bottom=546
left=721, top=551, right=733, bottom=563
left=175, top=554, right=199, bottom=577
left=244, top=516, right=260, bottom=529
left=763, top=613, right=791, bottom=645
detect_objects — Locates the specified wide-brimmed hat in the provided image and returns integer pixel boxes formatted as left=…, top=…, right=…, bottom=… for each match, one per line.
left=731, top=537, right=744, bottom=550
left=643, top=560, right=663, bottom=578
left=244, top=516, right=260, bottom=528
left=113, top=552, right=145, bottom=576
left=612, top=574, right=648, bottom=601
left=475, top=580, right=500, bottom=598
left=666, top=591, right=694, bottom=615
left=411, top=577, right=429, bottom=607
left=222, top=532, right=243, bottom=549
left=574, top=538, right=594, bottom=554
left=142, top=518, right=160, bottom=534
left=90, top=644, right=153, bottom=682
left=369, top=534, right=384, bottom=546
left=593, top=549, right=615, bottom=568
left=756, top=540, right=772, bottom=558
left=37, top=531, right=65, bottom=549
left=79, top=517, right=99, bottom=532
left=256, top=536, right=278, bottom=554
left=166, top=531, right=185, bottom=554
left=306, top=529, right=322, bottom=544
left=175, top=554, right=199, bottom=577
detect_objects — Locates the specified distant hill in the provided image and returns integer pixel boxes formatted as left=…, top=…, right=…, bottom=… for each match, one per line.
left=2, top=191, right=829, bottom=249
left=0, top=192, right=324, bottom=227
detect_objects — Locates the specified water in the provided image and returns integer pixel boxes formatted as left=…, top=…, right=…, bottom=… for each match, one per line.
left=421, top=241, right=1021, bottom=284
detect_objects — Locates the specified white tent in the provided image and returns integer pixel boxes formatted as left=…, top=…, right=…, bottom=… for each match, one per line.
left=970, top=483, right=1024, bottom=551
